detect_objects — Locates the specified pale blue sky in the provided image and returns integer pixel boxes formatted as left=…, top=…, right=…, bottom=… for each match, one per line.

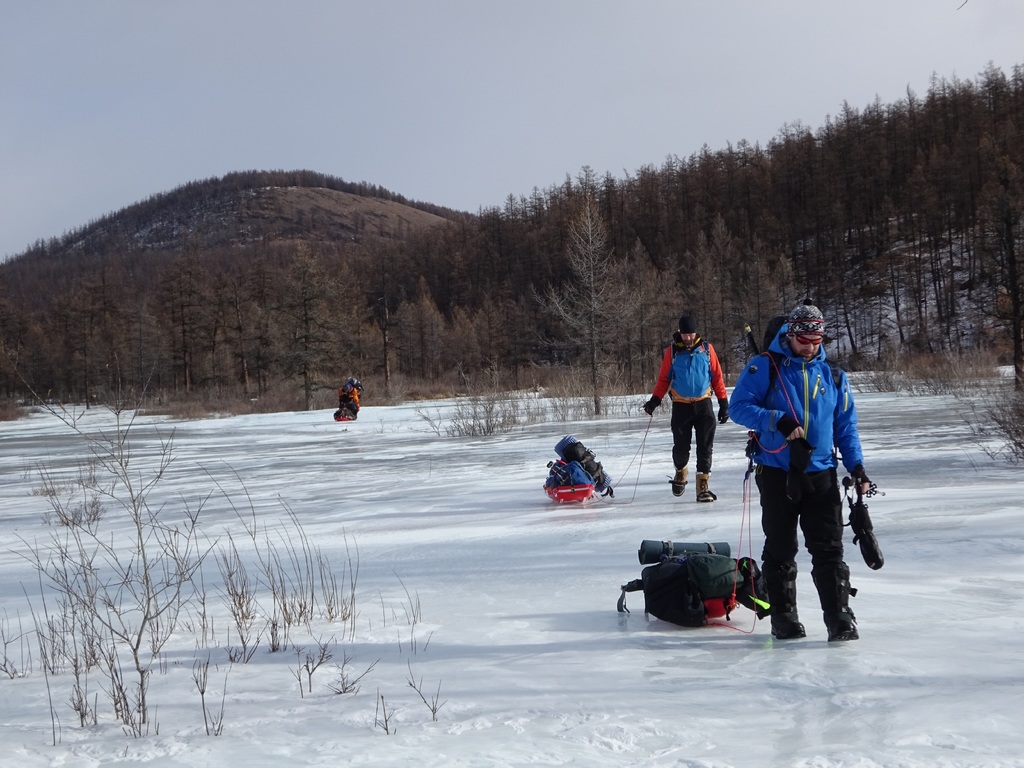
left=3, top=0, right=1022, bottom=258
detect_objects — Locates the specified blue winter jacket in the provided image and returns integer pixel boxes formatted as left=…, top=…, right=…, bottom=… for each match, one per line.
left=729, top=327, right=864, bottom=473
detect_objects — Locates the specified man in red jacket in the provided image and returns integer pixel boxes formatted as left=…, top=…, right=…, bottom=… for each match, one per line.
left=643, top=314, right=729, bottom=501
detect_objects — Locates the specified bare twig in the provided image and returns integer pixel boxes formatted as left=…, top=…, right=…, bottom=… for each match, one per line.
left=328, top=653, right=378, bottom=695
left=374, top=690, right=396, bottom=735
left=406, top=661, right=447, bottom=721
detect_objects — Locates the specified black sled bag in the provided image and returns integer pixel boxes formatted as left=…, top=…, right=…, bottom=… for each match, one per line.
left=619, top=553, right=767, bottom=627
left=637, top=558, right=707, bottom=627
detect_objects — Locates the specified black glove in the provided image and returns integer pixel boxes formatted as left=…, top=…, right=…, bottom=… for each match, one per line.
left=788, top=437, right=814, bottom=471
left=643, top=395, right=661, bottom=416
left=851, top=464, right=870, bottom=485
left=850, top=464, right=874, bottom=496
left=776, top=415, right=800, bottom=439
left=785, top=436, right=816, bottom=502
left=717, top=398, right=729, bottom=424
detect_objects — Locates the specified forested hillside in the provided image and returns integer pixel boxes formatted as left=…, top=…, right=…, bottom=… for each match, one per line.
left=1, top=64, right=1022, bottom=412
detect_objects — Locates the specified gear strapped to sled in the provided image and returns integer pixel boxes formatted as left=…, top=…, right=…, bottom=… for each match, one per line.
left=335, top=377, right=363, bottom=421
left=543, top=435, right=614, bottom=502
left=618, top=541, right=770, bottom=627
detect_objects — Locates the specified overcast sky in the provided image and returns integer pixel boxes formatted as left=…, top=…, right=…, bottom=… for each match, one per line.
left=3, top=1, right=1022, bottom=259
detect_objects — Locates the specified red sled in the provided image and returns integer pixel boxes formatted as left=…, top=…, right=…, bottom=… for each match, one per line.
left=545, top=484, right=595, bottom=503
left=703, top=596, right=738, bottom=619
left=334, top=410, right=356, bottom=422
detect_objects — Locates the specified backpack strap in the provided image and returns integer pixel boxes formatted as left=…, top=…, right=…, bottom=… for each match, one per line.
left=671, top=333, right=708, bottom=358
left=617, top=579, right=644, bottom=613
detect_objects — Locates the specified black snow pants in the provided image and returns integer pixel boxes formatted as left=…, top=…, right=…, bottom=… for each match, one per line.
left=755, top=465, right=850, bottom=615
left=670, top=398, right=717, bottom=474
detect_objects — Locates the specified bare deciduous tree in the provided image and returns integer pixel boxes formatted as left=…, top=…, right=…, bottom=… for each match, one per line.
left=539, top=197, right=627, bottom=415
left=25, top=404, right=210, bottom=736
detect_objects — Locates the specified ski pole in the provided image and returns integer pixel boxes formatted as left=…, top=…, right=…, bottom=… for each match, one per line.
left=744, top=323, right=760, bottom=357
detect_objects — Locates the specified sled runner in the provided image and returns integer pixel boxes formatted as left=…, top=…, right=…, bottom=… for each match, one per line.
left=543, top=435, right=614, bottom=503
left=544, top=479, right=596, bottom=503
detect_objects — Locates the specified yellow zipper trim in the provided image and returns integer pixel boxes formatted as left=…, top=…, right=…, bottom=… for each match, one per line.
left=801, top=363, right=810, bottom=433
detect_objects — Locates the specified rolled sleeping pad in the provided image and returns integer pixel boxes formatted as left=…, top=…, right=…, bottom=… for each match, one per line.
left=638, top=540, right=731, bottom=564
left=554, top=434, right=580, bottom=461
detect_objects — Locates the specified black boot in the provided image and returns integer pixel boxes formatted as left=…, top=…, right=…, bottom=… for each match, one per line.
left=764, top=561, right=805, bottom=640
left=824, top=609, right=858, bottom=642
left=814, top=562, right=859, bottom=642
left=771, top=612, right=807, bottom=640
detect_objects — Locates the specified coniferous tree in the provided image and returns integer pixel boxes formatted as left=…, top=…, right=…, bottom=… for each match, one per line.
left=278, top=247, right=336, bottom=410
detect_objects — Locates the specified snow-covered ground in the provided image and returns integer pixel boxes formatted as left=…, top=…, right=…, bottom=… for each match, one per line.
left=0, top=389, right=1021, bottom=767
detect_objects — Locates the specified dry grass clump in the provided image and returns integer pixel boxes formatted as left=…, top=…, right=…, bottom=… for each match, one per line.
left=140, top=388, right=307, bottom=419
left=976, top=388, right=1024, bottom=462
left=860, top=349, right=1000, bottom=395
left=0, top=402, right=29, bottom=421
left=852, top=347, right=1024, bottom=463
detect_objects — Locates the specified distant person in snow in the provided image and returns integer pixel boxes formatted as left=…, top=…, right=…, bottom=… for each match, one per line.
left=642, top=313, right=729, bottom=502
left=729, top=301, right=872, bottom=642
left=335, top=377, right=363, bottom=421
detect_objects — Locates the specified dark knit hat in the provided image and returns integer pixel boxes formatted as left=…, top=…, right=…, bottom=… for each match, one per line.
left=787, top=300, right=825, bottom=335
left=678, top=314, right=698, bottom=334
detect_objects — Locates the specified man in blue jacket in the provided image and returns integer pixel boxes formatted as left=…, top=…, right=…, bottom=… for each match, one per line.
left=729, top=302, right=871, bottom=642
